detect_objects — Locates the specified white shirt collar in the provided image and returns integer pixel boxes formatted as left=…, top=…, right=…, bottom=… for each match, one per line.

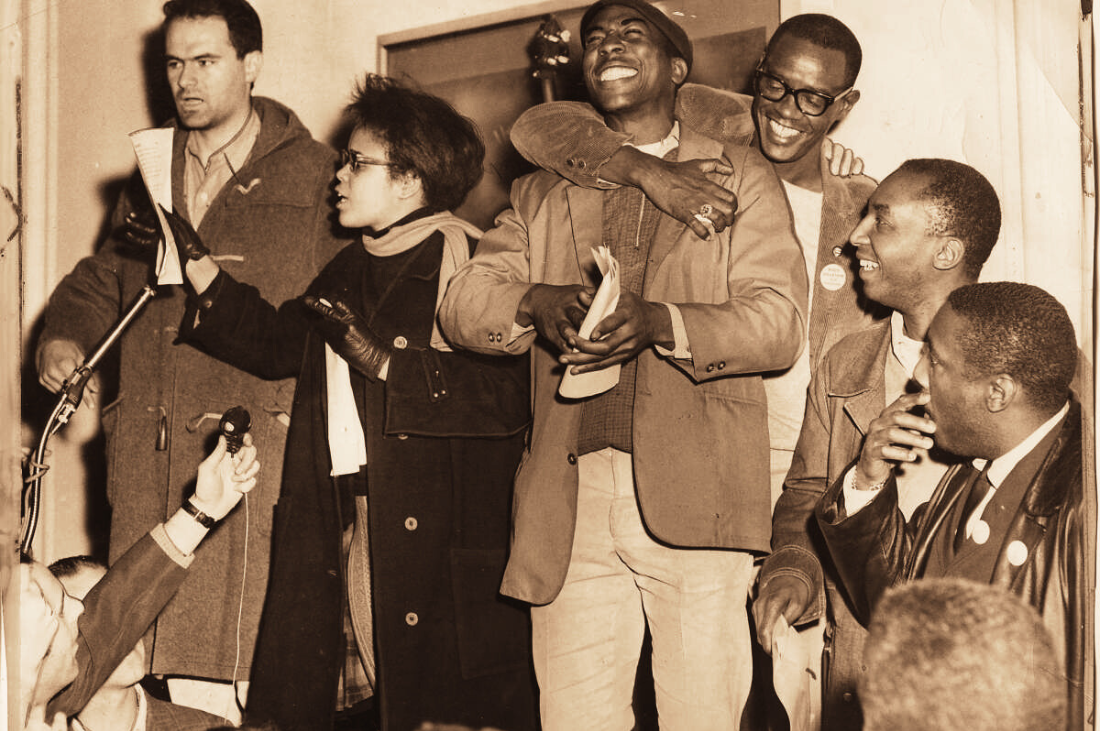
left=972, top=401, right=1070, bottom=487
left=630, top=121, right=680, bottom=158
left=889, top=310, right=925, bottom=378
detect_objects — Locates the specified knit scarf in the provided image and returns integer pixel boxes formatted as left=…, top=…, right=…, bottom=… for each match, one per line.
left=326, top=211, right=482, bottom=475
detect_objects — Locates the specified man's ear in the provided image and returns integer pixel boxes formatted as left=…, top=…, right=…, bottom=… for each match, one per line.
left=833, top=89, right=860, bottom=125
left=986, top=374, right=1019, bottom=413
left=244, top=51, right=263, bottom=85
left=932, top=236, right=965, bottom=272
left=670, top=57, right=689, bottom=86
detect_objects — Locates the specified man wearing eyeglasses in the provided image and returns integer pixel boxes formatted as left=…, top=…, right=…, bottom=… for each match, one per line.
left=508, top=12, right=884, bottom=729
left=34, top=0, right=351, bottom=721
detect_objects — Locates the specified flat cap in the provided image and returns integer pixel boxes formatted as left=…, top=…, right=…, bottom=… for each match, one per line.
left=580, top=0, right=693, bottom=71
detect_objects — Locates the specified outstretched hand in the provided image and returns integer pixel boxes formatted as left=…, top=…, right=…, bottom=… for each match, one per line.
left=191, top=433, right=259, bottom=522
left=302, top=295, right=392, bottom=380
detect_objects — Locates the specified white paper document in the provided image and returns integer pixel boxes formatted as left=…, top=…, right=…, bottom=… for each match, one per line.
left=129, top=128, right=182, bottom=285
left=771, top=616, right=823, bottom=731
left=559, top=246, right=621, bottom=399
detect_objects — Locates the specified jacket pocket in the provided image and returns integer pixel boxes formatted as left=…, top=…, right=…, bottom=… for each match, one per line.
left=450, top=547, right=531, bottom=679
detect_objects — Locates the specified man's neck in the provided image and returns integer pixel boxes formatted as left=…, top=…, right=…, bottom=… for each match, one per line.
left=77, top=685, right=140, bottom=731
left=187, top=102, right=254, bottom=164
left=605, top=106, right=676, bottom=146
left=766, top=136, right=823, bottom=192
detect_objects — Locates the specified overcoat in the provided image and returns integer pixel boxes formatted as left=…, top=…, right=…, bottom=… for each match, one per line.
left=440, top=123, right=808, bottom=604
left=38, top=97, right=350, bottom=679
left=182, top=231, right=536, bottom=731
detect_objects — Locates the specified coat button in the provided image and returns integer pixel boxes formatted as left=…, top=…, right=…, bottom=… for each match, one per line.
left=405, top=612, right=419, bottom=626
left=1007, top=540, right=1029, bottom=566
left=705, top=364, right=715, bottom=373
left=566, top=157, right=577, bottom=167
left=404, top=517, right=418, bottom=531
left=567, top=453, right=577, bottom=465
left=397, top=434, right=408, bottom=441
left=717, top=361, right=726, bottom=369
left=393, top=336, right=408, bottom=349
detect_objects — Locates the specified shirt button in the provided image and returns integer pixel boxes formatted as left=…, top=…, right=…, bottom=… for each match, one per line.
left=842, top=692, right=854, bottom=702
left=404, top=517, right=418, bottom=531
left=567, top=453, right=577, bottom=465
left=405, top=612, right=419, bottom=626
left=393, top=336, right=408, bottom=349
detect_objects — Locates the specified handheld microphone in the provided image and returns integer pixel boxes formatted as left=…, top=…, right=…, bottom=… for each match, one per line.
left=219, top=406, right=252, bottom=454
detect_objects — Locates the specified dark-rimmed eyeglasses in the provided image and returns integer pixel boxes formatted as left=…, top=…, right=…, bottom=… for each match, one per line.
left=340, top=149, right=394, bottom=173
left=753, top=68, right=853, bottom=117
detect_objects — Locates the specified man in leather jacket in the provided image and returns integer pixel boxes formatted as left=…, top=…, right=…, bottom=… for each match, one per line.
left=815, top=281, right=1095, bottom=730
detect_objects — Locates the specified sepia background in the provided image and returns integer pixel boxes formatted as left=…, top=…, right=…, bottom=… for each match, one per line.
left=1, top=0, right=1096, bottom=724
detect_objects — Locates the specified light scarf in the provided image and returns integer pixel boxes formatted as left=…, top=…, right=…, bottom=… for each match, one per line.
left=325, top=211, right=483, bottom=475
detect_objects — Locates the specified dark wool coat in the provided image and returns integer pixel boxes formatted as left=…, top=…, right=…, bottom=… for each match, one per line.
left=38, top=97, right=352, bottom=679
left=182, top=232, right=537, bottom=731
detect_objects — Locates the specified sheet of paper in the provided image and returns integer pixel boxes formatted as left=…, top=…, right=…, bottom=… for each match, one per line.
left=771, top=616, right=823, bottom=731
left=129, top=128, right=182, bottom=285
left=559, top=246, right=621, bottom=399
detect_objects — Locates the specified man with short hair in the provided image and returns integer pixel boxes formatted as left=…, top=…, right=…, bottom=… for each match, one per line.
left=49, top=557, right=230, bottom=731
left=755, top=158, right=1001, bottom=727
left=440, top=1, right=807, bottom=727
left=20, top=436, right=258, bottom=730
left=816, top=281, right=1094, bottom=730
left=35, top=0, right=350, bottom=716
left=510, top=12, right=885, bottom=504
left=861, top=578, right=1067, bottom=731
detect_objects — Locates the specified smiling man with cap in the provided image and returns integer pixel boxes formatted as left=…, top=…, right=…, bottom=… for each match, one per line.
left=440, top=0, right=806, bottom=728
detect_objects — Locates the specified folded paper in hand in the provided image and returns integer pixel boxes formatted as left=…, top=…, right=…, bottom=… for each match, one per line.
left=129, top=128, right=182, bottom=285
left=771, top=615, right=822, bottom=731
left=559, top=246, right=620, bottom=399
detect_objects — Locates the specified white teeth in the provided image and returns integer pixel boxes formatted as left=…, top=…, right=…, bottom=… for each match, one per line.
left=859, top=260, right=879, bottom=271
left=768, top=118, right=800, bottom=139
left=599, top=66, right=637, bottom=81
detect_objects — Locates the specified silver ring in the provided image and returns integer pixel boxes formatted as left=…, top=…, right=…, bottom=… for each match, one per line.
left=698, top=203, right=714, bottom=217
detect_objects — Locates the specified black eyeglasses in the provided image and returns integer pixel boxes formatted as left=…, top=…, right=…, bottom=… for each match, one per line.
left=340, top=149, right=393, bottom=173
left=753, top=68, right=853, bottom=117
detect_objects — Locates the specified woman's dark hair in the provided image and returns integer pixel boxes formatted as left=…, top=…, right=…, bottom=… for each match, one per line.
left=346, top=74, right=485, bottom=212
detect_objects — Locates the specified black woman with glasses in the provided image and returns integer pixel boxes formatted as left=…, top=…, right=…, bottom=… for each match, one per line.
left=153, top=74, right=538, bottom=731
left=506, top=11, right=885, bottom=730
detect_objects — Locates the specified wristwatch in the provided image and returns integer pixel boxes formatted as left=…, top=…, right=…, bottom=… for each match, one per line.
left=182, top=498, right=216, bottom=528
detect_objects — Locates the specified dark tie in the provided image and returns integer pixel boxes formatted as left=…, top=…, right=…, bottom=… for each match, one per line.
left=955, top=465, right=994, bottom=550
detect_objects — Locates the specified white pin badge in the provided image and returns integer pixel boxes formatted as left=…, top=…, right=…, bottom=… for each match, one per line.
left=971, top=520, right=990, bottom=545
left=1006, top=540, right=1029, bottom=566
left=819, top=263, right=846, bottom=291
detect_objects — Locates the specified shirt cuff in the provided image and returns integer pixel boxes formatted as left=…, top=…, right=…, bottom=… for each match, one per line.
left=841, top=467, right=882, bottom=516
left=509, top=321, right=535, bottom=346
left=149, top=523, right=196, bottom=569
left=653, top=303, right=690, bottom=359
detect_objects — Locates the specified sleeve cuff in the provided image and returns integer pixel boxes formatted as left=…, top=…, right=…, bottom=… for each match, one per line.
left=841, top=467, right=884, bottom=516
left=149, top=523, right=196, bottom=569
left=653, top=303, right=691, bottom=359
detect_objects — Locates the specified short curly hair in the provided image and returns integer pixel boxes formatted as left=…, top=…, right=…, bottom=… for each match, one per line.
left=767, top=14, right=862, bottom=87
left=946, top=281, right=1077, bottom=413
left=345, top=74, right=485, bottom=213
left=896, top=159, right=1001, bottom=280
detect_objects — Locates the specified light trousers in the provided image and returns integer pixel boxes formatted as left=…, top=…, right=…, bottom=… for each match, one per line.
left=531, top=447, right=755, bottom=731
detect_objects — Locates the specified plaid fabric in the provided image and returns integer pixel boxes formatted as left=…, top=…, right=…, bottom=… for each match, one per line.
left=576, top=186, right=662, bottom=455
left=336, top=505, right=376, bottom=711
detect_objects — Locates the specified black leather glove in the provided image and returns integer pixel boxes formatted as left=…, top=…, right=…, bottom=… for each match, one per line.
left=160, top=205, right=211, bottom=266
left=116, top=189, right=160, bottom=253
left=302, top=295, right=393, bottom=380
left=116, top=202, right=210, bottom=272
